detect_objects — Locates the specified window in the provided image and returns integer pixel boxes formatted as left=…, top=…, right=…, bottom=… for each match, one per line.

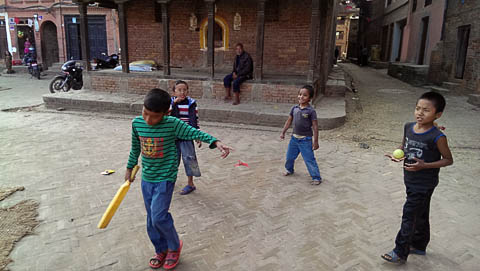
left=424, top=0, right=432, bottom=6
left=336, top=31, right=345, bottom=40
left=337, top=17, right=346, bottom=25
left=412, top=0, right=417, bottom=12
left=213, top=22, right=223, bottom=48
left=199, top=16, right=229, bottom=50
left=387, top=0, right=392, bottom=6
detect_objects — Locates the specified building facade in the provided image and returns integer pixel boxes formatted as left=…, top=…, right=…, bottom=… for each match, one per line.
left=429, top=0, right=479, bottom=93
left=335, top=3, right=359, bottom=60
left=0, top=0, right=9, bottom=61
left=3, top=0, right=119, bottom=68
left=401, top=0, right=446, bottom=65
left=381, top=0, right=408, bottom=62
left=71, top=0, right=339, bottom=103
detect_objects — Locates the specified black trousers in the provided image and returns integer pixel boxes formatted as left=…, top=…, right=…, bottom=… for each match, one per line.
left=393, top=185, right=435, bottom=259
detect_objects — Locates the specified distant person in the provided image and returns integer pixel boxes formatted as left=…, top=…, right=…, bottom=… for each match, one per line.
left=382, top=92, right=453, bottom=264
left=361, top=46, right=368, bottom=66
left=223, top=43, right=253, bottom=105
left=280, top=85, right=322, bottom=185
left=24, top=38, right=31, bottom=55
left=334, top=47, right=339, bottom=64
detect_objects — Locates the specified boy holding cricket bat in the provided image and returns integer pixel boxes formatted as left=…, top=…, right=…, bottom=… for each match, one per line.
left=125, top=88, right=233, bottom=269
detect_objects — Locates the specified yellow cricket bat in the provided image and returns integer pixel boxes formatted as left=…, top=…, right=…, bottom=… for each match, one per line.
left=97, top=165, right=140, bottom=229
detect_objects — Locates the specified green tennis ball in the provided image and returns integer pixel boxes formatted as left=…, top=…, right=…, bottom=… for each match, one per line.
left=393, top=149, right=405, bottom=159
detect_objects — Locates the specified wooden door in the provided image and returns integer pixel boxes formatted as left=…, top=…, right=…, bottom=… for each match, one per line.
left=455, top=25, right=470, bottom=79
left=418, top=17, right=429, bottom=65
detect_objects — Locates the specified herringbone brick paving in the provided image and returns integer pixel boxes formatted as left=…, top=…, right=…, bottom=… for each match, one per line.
left=1, top=110, right=479, bottom=271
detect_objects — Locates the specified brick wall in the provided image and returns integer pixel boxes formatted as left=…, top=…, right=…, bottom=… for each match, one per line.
left=87, top=72, right=301, bottom=104
left=125, top=0, right=312, bottom=75
left=126, top=0, right=163, bottom=64
left=430, top=0, right=480, bottom=92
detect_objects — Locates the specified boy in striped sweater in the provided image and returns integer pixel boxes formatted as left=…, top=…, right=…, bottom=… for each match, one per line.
left=170, top=80, right=201, bottom=195
left=125, top=88, right=232, bottom=270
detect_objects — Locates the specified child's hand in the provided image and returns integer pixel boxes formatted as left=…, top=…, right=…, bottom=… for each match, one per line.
left=125, top=168, right=134, bottom=182
left=215, top=141, right=234, bottom=159
left=280, top=133, right=285, bottom=140
left=313, top=141, right=319, bottom=150
left=404, top=157, right=426, bottom=171
left=195, top=140, right=202, bottom=148
left=173, top=97, right=185, bottom=104
left=384, top=154, right=405, bottom=163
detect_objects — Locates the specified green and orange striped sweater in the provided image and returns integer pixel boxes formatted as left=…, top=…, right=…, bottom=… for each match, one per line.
left=127, top=116, right=217, bottom=182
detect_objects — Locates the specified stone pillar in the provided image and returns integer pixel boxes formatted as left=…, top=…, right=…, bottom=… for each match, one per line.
left=78, top=1, right=91, bottom=71
left=317, top=0, right=336, bottom=94
left=158, top=0, right=171, bottom=76
left=255, top=0, right=267, bottom=80
left=205, top=0, right=215, bottom=79
left=308, top=0, right=320, bottom=82
left=116, top=0, right=129, bottom=73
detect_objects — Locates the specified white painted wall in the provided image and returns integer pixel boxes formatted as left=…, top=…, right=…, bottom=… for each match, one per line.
left=0, top=12, right=13, bottom=53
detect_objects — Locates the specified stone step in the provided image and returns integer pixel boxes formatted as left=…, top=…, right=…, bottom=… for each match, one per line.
left=42, top=90, right=345, bottom=130
left=467, top=94, right=480, bottom=107
left=426, top=85, right=450, bottom=93
left=442, top=81, right=461, bottom=90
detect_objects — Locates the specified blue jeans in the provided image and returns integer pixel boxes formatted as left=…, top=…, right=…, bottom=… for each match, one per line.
left=223, top=73, right=248, bottom=92
left=285, top=136, right=322, bottom=181
left=176, top=140, right=201, bottom=177
left=141, top=180, right=180, bottom=253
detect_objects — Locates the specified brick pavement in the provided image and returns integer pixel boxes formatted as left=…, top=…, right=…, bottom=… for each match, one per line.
left=1, top=109, right=479, bottom=271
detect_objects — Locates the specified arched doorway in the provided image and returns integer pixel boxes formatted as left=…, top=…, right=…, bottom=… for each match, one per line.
left=199, top=16, right=229, bottom=50
left=41, top=21, right=59, bottom=68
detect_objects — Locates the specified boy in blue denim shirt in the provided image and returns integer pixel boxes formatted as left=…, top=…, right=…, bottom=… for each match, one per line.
left=280, top=85, right=322, bottom=185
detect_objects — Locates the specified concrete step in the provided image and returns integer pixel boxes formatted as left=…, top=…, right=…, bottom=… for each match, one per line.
left=442, top=81, right=461, bottom=90
left=467, top=94, right=480, bottom=107
left=426, top=85, right=450, bottom=93
left=42, top=90, right=345, bottom=130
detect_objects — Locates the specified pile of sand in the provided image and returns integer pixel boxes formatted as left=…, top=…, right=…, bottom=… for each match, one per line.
left=0, top=187, right=39, bottom=270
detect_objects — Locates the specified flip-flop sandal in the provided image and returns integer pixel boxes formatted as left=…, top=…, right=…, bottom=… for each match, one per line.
left=283, top=171, right=293, bottom=176
left=410, top=247, right=426, bottom=255
left=381, top=250, right=406, bottom=264
left=179, top=185, right=196, bottom=195
left=163, top=240, right=183, bottom=270
left=311, top=180, right=322, bottom=185
left=149, top=251, right=167, bottom=269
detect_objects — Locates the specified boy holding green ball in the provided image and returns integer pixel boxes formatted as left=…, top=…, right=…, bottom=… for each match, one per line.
left=382, top=92, right=453, bottom=264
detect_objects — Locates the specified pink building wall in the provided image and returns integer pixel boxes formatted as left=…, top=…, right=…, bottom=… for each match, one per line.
left=401, top=0, right=446, bottom=64
left=6, top=0, right=119, bottom=65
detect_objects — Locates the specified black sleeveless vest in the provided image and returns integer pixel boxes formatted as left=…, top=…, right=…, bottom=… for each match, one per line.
left=403, top=122, right=445, bottom=188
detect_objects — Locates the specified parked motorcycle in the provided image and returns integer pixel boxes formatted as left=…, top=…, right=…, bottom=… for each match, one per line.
left=49, top=60, right=83, bottom=93
left=24, top=47, right=42, bottom=80
left=93, top=53, right=119, bottom=69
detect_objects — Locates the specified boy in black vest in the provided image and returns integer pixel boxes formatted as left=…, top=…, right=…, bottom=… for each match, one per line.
left=382, top=92, right=453, bottom=264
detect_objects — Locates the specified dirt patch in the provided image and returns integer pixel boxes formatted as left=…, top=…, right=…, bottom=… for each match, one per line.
left=0, top=186, right=25, bottom=201
left=0, top=187, right=39, bottom=271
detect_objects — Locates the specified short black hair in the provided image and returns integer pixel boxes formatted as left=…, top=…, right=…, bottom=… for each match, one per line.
left=173, top=80, right=189, bottom=91
left=144, top=88, right=171, bottom=113
left=301, top=85, right=315, bottom=98
left=235, top=43, right=244, bottom=49
left=418, top=91, right=446, bottom=113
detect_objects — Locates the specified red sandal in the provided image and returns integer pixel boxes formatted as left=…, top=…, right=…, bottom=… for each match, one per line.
left=163, top=240, right=183, bottom=270
left=149, top=251, right=167, bottom=269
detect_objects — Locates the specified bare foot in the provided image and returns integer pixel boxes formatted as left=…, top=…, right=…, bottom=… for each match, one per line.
left=283, top=171, right=293, bottom=176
